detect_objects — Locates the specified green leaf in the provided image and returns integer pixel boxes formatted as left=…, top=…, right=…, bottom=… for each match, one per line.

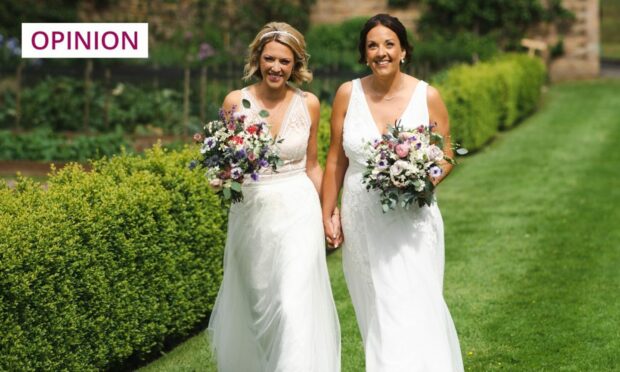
left=259, top=109, right=270, bottom=118
left=242, top=99, right=251, bottom=109
left=223, top=187, right=231, bottom=199
left=231, top=181, right=242, bottom=192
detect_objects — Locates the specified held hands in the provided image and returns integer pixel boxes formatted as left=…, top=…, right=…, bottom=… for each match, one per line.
left=324, top=208, right=344, bottom=249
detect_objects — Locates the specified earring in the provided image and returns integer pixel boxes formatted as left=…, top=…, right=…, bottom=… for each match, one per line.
left=366, top=61, right=369, bottom=66
left=400, top=58, right=405, bottom=64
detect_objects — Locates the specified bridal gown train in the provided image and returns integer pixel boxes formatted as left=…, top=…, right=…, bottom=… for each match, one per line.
left=208, top=87, right=340, bottom=372
left=340, top=79, right=464, bottom=372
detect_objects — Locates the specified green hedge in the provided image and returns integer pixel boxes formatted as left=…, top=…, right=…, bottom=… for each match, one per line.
left=0, top=146, right=226, bottom=371
left=435, top=53, right=546, bottom=150
left=318, top=103, right=332, bottom=167
left=0, top=128, right=131, bottom=162
left=0, top=77, right=189, bottom=134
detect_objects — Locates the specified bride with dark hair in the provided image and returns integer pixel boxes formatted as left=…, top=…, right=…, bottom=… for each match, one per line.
left=322, top=13, right=464, bottom=371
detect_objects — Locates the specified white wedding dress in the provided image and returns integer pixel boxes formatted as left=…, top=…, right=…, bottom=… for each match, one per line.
left=208, top=87, right=340, bottom=372
left=340, top=79, right=464, bottom=372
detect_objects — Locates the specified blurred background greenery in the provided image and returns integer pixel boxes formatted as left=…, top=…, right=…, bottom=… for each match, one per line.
left=1, top=0, right=604, bottom=159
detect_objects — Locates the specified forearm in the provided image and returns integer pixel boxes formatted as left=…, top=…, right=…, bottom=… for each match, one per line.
left=306, top=162, right=323, bottom=194
left=321, top=162, right=345, bottom=220
left=433, top=160, right=453, bottom=186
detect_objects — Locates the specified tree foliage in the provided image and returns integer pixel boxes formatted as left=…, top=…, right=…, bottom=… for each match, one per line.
left=418, top=0, right=573, bottom=46
left=0, top=0, right=79, bottom=37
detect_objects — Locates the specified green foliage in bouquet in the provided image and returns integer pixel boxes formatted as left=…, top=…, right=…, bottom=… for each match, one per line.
left=0, top=146, right=226, bottom=371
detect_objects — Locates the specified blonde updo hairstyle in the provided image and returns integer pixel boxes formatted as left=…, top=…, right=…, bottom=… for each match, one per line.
left=243, top=22, right=313, bottom=85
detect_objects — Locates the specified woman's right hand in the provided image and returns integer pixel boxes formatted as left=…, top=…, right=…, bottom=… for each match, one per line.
left=324, top=211, right=343, bottom=249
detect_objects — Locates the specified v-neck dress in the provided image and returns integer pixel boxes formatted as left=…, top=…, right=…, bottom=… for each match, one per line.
left=207, top=87, right=341, bottom=372
left=340, top=78, right=464, bottom=371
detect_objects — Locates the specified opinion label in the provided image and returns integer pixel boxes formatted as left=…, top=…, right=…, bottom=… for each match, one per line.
left=22, top=23, right=148, bottom=58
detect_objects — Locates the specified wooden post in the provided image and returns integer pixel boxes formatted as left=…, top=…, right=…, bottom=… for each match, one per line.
left=104, top=67, right=111, bottom=131
left=14, top=60, right=24, bottom=131
left=183, top=62, right=190, bottom=136
left=200, top=65, right=207, bottom=123
left=521, top=38, right=548, bottom=59
left=83, top=59, right=93, bottom=132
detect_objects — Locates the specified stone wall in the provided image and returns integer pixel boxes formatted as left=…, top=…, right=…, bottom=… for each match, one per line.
left=546, top=0, right=600, bottom=81
left=310, top=0, right=421, bottom=30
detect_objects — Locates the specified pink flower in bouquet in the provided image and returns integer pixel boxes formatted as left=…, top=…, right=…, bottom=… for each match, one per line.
left=247, top=151, right=257, bottom=161
left=193, top=133, right=203, bottom=143
left=395, top=143, right=410, bottom=158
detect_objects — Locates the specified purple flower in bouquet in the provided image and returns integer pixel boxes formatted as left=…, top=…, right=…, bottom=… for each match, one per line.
left=429, top=166, right=442, bottom=178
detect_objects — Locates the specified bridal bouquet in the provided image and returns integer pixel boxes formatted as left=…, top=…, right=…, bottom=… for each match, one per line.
left=191, top=99, right=281, bottom=203
left=362, top=120, right=456, bottom=212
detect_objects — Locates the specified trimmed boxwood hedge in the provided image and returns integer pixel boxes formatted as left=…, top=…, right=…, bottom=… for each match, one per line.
left=436, top=53, right=546, bottom=151
left=0, top=146, right=226, bottom=371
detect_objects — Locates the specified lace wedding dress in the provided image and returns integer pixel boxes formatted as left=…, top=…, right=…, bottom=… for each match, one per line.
left=340, top=79, right=464, bottom=371
left=208, top=87, right=340, bottom=372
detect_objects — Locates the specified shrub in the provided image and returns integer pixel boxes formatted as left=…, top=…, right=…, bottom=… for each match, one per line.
left=413, top=32, right=498, bottom=75
left=0, top=77, right=187, bottom=134
left=0, top=146, right=226, bottom=370
left=0, top=128, right=131, bottom=161
left=317, top=103, right=332, bottom=167
left=435, top=53, right=546, bottom=150
left=306, top=17, right=368, bottom=73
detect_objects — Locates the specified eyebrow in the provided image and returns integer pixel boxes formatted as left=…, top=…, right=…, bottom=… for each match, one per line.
left=366, top=38, right=395, bottom=44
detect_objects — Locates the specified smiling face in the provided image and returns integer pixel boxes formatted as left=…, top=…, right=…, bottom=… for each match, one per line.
left=365, top=25, right=406, bottom=77
left=259, top=41, right=295, bottom=90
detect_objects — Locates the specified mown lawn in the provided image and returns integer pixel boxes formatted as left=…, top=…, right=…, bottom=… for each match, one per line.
left=139, top=80, right=620, bottom=371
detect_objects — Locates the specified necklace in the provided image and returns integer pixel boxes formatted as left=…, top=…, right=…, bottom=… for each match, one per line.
left=369, top=74, right=404, bottom=101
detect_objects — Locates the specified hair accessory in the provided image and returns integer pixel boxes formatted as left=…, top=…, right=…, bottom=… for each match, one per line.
left=260, top=30, right=300, bottom=45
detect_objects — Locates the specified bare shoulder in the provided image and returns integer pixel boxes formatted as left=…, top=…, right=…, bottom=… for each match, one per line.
left=333, top=81, right=353, bottom=107
left=222, top=89, right=243, bottom=110
left=403, top=73, right=420, bottom=89
left=426, top=84, right=444, bottom=104
left=302, top=90, right=320, bottom=111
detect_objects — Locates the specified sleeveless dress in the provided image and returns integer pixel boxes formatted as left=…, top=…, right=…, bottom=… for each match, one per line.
left=340, top=79, right=464, bottom=372
left=208, top=87, right=341, bottom=372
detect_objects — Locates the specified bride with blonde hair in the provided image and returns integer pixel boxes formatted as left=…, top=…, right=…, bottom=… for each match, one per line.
left=208, top=22, right=341, bottom=372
